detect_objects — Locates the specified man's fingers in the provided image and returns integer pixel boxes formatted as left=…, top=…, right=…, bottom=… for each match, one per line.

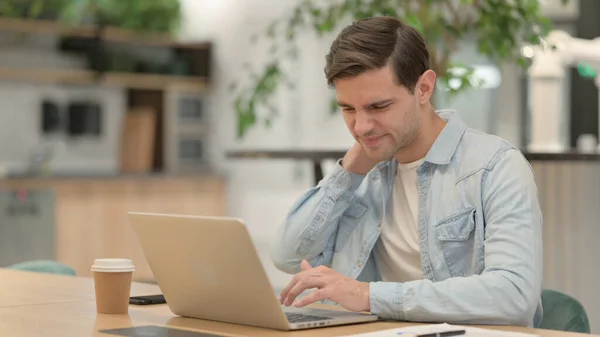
left=279, top=275, right=300, bottom=304
left=294, top=288, right=329, bottom=307
left=283, top=276, right=325, bottom=306
left=280, top=262, right=319, bottom=303
left=284, top=279, right=313, bottom=306
left=280, top=262, right=330, bottom=305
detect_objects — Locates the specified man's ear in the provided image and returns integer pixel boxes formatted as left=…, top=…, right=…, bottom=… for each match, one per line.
left=416, top=69, right=436, bottom=104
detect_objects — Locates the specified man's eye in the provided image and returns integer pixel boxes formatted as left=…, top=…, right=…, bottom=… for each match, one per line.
left=374, top=104, right=390, bottom=110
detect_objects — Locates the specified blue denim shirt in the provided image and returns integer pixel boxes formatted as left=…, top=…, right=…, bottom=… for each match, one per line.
left=271, top=110, right=543, bottom=327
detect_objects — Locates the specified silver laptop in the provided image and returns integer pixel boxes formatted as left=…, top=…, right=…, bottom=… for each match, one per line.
left=127, top=212, right=378, bottom=331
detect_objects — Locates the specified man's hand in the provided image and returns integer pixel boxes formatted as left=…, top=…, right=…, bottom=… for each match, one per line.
left=279, top=260, right=370, bottom=312
left=342, top=142, right=380, bottom=175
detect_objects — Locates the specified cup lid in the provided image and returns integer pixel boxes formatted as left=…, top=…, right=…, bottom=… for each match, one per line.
left=91, top=258, right=135, bottom=272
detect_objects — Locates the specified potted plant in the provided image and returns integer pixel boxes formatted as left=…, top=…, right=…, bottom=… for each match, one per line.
left=231, top=0, right=569, bottom=138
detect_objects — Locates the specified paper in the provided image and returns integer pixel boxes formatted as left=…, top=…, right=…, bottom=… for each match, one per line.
left=340, top=323, right=540, bottom=337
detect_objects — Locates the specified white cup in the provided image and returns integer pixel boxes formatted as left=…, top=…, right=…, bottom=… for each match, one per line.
left=91, top=258, right=135, bottom=273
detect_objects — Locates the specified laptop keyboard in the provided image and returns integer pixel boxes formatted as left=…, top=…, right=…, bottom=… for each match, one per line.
left=285, top=312, right=331, bottom=323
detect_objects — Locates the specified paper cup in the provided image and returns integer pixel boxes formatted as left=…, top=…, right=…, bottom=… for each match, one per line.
left=91, top=258, right=135, bottom=314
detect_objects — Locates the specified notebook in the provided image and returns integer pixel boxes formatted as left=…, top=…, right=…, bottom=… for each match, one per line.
left=340, top=323, right=539, bottom=337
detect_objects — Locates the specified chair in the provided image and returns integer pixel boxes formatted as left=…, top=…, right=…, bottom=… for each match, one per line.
left=7, top=260, right=76, bottom=276
left=539, top=289, right=590, bottom=333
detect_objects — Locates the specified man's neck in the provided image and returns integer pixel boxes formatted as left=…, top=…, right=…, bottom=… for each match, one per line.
left=394, top=108, right=446, bottom=164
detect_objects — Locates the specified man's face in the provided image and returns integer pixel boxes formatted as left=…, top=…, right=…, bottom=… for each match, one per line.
left=334, top=66, right=421, bottom=162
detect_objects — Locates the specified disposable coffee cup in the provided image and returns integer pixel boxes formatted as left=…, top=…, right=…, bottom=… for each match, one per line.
left=91, top=258, right=135, bottom=314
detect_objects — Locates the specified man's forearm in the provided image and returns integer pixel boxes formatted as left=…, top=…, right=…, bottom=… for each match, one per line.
left=271, top=160, right=366, bottom=274
left=369, top=269, right=541, bottom=326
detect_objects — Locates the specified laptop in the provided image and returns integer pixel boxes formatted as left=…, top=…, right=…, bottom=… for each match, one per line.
left=127, top=212, right=379, bottom=331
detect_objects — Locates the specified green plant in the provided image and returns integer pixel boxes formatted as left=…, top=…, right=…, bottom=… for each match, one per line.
left=60, top=0, right=181, bottom=34
left=0, top=0, right=182, bottom=35
left=98, top=0, right=181, bottom=34
left=0, top=0, right=72, bottom=20
left=231, top=0, right=568, bottom=138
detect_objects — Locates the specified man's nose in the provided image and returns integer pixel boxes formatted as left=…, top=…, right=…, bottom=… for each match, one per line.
left=354, top=111, right=374, bottom=136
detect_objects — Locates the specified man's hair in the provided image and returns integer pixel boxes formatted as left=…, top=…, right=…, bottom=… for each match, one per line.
left=325, top=16, right=430, bottom=93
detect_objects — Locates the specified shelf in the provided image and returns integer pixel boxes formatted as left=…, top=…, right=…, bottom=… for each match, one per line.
left=0, top=67, right=94, bottom=85
left=101, top=26, right=210, bottom=50
left=102, top=72, right=208, bottom=92
left=0, top=66, right=208, bottom=92
left=0, top=16, right=95, bottom=38
left=0, top=17, right=210, bottom=50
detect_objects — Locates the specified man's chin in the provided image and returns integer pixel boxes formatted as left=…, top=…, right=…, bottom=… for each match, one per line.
left=364, top=148, right=392, bottom=162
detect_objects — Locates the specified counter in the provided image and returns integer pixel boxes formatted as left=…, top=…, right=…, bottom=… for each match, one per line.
left=226, top=149, right=600, bottom=184
left=0, top=174, right=227, bottom=282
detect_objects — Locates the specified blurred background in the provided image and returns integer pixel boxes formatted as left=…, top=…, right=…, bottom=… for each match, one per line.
left=0, top=0, right=599, bottom=332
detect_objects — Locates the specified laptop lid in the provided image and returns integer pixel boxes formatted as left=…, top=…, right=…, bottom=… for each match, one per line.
left=127, top=212, right=291, bottom=330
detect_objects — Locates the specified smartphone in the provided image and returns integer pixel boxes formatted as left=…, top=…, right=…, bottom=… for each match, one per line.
left=129, top=294, right=166, bottom=305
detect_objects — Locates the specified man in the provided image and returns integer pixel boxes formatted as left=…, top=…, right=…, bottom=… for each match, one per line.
left=270, top=16, right=543, bottom=327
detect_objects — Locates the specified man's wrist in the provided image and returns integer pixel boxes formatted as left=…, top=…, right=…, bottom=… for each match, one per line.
left=341, top=158, right=372, bottom=175
left=351, top=281, right=371, bottom=312
left=362, top=282, right=371, bottom=312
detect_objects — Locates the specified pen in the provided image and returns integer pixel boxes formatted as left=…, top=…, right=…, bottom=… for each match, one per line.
left=397, top=329, right=466, bottom=337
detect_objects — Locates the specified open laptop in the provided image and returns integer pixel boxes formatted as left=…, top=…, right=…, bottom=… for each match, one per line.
left=127, top=212, right=378, bottom=331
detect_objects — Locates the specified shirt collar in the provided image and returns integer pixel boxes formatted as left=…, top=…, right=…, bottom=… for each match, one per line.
left=424, top=109, right=467, bottom=165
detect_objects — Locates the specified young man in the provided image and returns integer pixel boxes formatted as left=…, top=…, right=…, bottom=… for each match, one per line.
left=270, top=16, right=543, bottom=327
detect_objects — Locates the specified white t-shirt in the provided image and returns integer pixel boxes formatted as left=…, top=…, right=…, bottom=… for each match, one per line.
left=373, top=158, right=424, bottom=282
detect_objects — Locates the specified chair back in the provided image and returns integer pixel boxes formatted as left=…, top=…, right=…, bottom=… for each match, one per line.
left=539, top=289, right=590, bottom=333
left=8, top=260, right=76, bottom=276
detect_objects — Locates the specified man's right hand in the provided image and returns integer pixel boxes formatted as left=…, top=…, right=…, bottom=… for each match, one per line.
left=341, top=142, right=380, bottom=175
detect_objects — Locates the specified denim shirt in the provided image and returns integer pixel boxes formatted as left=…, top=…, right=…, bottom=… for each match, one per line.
left=271, top=110, right=543, bottom=327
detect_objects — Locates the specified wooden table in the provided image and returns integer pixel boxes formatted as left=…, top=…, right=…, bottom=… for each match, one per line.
left=0, top=269, right=593, bottom=337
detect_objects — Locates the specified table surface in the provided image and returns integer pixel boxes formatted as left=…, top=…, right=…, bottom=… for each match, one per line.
left=0, top=269, right=593, bottom=337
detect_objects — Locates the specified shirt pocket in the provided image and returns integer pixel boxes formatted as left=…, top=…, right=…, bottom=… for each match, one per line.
left=435, top=207, right=476, bottom=277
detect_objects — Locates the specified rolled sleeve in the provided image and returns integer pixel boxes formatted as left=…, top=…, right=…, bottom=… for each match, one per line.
left=369, top=281, right=405, bottom=321
left=320, top=159, right=366, bottom=195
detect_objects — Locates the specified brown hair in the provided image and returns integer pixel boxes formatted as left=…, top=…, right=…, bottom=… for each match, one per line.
left=325, top=16, right=429, bottom=93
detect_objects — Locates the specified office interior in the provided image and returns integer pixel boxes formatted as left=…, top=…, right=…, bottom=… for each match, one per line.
left=0, top=0, right=599, bottom=334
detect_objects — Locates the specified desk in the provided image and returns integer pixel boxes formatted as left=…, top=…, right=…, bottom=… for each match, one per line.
left=0, top=268, right=159, bottom=307
left=0, top=269, right=593, bottom=337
